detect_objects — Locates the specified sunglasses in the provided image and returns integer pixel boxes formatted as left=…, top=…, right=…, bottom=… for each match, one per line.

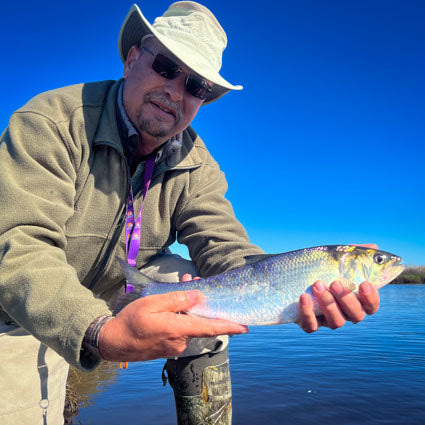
left=142, top=46, right=213, bottom=100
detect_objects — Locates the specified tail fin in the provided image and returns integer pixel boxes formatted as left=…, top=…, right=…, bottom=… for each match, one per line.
left=111, top=258, right=155, bottom=313
left=116, top=257, right=156, bottom=285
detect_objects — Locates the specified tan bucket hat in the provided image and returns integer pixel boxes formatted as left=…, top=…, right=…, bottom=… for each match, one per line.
left=118, top=1, right=242, bottom=104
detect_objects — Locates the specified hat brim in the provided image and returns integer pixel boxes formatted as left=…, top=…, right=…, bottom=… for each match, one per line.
left=118, top=4, right=242, bottom=104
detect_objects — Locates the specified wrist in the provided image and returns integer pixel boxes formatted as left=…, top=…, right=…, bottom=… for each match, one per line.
left=82, top=315, right=114, bottom=359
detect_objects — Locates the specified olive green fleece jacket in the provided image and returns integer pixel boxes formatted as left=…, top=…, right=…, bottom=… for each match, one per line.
left=0, top=79, right=263, bottom=370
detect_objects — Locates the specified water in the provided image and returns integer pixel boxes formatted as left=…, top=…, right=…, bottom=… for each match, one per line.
left=73, top=285, right=425, bottom=424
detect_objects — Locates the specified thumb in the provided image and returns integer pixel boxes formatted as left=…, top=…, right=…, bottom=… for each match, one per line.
left=147, top=290, right=204, bottom=313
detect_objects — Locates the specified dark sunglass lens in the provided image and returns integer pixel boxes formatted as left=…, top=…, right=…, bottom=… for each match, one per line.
left=185, top=75, right=212, bottom=100
left=152, top=54, right=181, bottom=79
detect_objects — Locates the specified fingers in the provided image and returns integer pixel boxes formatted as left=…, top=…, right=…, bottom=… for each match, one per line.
left=311, top=280, right=377, bottom=327
left=298, top=294, right=319, bottom=333
left=181, top=273, right=192, bottom=282
left=358, top=281, right=380, bottom=315
left=297, top=293, right=329, bottom=333
left=142, top=290, right=248, bottom=335
left=328, top=281, right=366, bottom=323
left=99, top=290, right=248, bottom=362
left=350, top=243, right=379, bottom=250
left=312, top=281, right=347, bottom=329
left=298, top=279, right=381, bottom=334
left=145, top=290, right=205, bottom=313
left=181, top=273, right=201, bottom=282
left=178, top=314, right=249, bottom=338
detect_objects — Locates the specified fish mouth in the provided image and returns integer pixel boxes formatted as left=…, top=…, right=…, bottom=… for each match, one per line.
left=377, top=262, right=405, bottom=288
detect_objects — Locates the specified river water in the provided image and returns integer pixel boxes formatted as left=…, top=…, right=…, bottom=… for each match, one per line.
left=72, top=284, right=425, bottom=424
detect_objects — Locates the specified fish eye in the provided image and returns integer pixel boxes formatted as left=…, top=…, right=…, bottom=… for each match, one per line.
left=373, top=253, right=388, bottom=265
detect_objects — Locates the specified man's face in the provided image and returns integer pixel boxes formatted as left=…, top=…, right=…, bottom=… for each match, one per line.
left=122, top=38, right=207, bottom=147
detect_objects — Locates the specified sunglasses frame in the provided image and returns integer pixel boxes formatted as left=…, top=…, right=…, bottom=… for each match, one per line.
left=141, top=46, right=213, bottom=100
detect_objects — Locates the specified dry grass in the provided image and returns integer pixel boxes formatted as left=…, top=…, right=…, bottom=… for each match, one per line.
left=63, top=362, right=120, bottom=424
left=64, top=380, right=80, bottom=424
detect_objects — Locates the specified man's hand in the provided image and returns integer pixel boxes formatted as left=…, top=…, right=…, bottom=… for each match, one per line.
left=297, top=243, right=380, bottom=333
left=298, top=280, right=380, bottom=332
left=98, top=289, right=248, bottom=362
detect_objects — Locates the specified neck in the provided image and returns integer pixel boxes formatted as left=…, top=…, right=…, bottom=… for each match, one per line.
left=130, top=141, right=158, bottom=175
left=134, top=135, right=164, bottom=162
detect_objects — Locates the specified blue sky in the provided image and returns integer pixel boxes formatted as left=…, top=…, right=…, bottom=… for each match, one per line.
left=1, top=1, right=424, bottom=265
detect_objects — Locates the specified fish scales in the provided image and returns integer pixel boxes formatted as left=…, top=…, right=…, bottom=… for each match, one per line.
left=116, top=245, right=404, bottom=326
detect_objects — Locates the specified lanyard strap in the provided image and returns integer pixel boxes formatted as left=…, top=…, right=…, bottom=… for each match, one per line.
left=125, top=154, right=156, bottom=283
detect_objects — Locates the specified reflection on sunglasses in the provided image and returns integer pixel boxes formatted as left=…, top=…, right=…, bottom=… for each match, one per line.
left=142, top=46, right=213, bottom=100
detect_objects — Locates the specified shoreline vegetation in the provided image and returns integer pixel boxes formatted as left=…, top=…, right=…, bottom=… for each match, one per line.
left=391, top=266, right=425, bottom=284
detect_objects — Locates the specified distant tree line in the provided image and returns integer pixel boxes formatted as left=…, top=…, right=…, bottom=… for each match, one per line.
left=391, top=266, right=425, bottom=284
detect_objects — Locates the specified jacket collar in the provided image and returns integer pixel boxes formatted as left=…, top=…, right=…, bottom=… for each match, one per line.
left=92, top=79, right=124, bottom=154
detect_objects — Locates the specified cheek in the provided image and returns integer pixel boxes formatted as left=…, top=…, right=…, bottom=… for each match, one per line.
left=124, top=75, right=142, bottom=104
left=125, top=61, right=157, bottom=95
left=123, top=82, right=142, bottom=117
left=124, top=75, right=156, bottom=114
left=182, top=99, right=203, bottom=124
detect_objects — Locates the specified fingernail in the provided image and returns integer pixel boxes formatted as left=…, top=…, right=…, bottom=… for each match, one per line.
left=175, top=291, right=190, bottom=303
left=361, top=282, right=372, bottom=295
left=185, top=290, right=202, bottom=303
left=300, top=294, right=311, bottom=306
left=331, top=281, right=344, bottom=295
left=181, top=273, right=192, bottom=282
left=314, top=281, right=326, bottom=294
left=239, top=325, right=249, bottom=334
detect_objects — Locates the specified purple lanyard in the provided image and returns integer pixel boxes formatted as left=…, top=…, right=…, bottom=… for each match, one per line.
left=125, top=154, right=155, bottom=292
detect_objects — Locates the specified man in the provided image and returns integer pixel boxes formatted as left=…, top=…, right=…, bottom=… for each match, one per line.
left=0, top=2, right=379, bottom=424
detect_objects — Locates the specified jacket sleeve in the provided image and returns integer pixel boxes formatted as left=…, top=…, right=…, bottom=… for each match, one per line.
left=0, top=111, right=112, bottom=370
left=174, top=144, right=265, bottom=277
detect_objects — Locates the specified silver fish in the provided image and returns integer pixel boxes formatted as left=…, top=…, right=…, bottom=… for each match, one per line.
left=116, top=245, right=404, bottom=325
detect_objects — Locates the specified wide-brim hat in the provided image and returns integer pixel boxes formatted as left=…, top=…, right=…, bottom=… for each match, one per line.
left=118, top=2, right=242, bottom=104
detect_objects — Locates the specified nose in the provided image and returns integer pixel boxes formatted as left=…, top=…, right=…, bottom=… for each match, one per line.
left=164, top=73, right=186, bottom=103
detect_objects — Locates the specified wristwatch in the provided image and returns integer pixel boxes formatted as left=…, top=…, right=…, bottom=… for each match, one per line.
left=82, top=315, right=113, bottom=358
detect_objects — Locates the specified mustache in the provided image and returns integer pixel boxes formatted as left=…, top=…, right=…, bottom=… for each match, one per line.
left=145, top=93, right=183, bottom=121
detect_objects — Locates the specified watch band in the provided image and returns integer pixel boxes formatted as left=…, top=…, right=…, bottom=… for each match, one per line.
left=82, top=315, right=114, bottom=358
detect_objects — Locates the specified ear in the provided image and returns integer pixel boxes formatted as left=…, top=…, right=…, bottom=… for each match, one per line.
left=123, top=46, right=140, bottom=79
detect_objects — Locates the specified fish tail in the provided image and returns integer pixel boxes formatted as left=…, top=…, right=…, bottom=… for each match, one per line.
left=116, top=257, right=156, bottom=285
left=112, top=258, right=156, bottom=313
